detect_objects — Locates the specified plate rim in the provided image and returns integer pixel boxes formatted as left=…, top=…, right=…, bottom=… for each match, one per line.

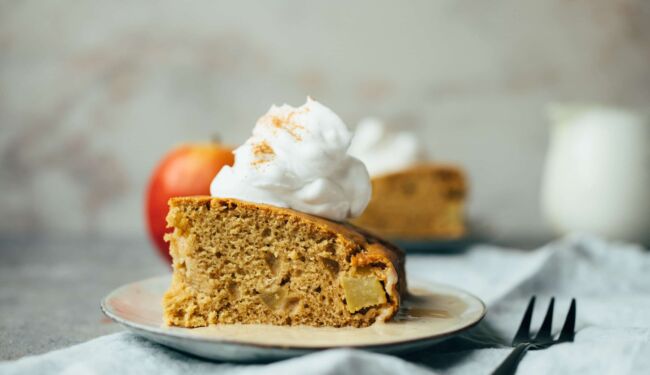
left=100, top=275, right=487, bottom=351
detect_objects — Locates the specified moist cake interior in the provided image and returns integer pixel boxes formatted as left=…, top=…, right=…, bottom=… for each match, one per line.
left=163, top=197, right=404, bottom=328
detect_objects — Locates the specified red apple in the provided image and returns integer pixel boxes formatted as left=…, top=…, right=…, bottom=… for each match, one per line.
left=145, top=142, right=234, bottom=263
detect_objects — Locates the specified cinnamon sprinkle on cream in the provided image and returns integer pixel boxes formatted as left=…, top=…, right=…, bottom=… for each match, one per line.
left=259, top=109, right=307, bottom=141
left=251, top=140, right=275, bottom=166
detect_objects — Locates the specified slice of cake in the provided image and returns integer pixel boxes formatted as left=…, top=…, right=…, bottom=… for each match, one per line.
left=349, top=118, right=467, bottom=240
left=163, top=196, right=405, bottom=328
left=352, top=164, right=466, bottom=240
left=162, top=98, right=407, bottom=328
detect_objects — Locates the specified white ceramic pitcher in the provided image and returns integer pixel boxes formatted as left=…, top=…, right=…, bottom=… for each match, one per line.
left=541, top=105, right=650, bottom=244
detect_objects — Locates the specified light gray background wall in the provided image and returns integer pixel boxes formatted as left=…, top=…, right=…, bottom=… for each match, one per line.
left=1, top=0, right=649, bottom=243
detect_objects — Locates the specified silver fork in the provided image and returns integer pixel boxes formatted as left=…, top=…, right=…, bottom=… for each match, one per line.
left=491, top=296, right=577, bottom=375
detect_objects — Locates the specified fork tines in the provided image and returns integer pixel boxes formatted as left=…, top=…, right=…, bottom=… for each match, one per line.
left=512, top=296, right=577, bottom=346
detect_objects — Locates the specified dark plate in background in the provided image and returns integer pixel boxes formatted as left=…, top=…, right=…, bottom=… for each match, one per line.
left=393, top=236, right=476, bottom=254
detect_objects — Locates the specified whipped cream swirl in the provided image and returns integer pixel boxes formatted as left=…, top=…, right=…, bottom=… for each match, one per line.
left=210, top=98, right=371, bottom=221
left=348, top=117, right=426, bottom=176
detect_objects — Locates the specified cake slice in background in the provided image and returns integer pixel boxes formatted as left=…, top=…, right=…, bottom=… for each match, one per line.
left=352, top=164, right=466, bottom=240
left=349, top=118, right=467, bottom=240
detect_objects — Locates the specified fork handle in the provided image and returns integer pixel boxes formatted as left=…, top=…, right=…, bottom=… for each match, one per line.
left=491, top=343, right=532, bottom=375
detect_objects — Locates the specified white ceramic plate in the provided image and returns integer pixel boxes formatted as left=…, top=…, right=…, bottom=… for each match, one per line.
left=101, top=276, right=486, bottom=362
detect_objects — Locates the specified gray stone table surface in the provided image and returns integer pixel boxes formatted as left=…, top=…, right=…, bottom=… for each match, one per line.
left=0, top=236, right=168, bottom=360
